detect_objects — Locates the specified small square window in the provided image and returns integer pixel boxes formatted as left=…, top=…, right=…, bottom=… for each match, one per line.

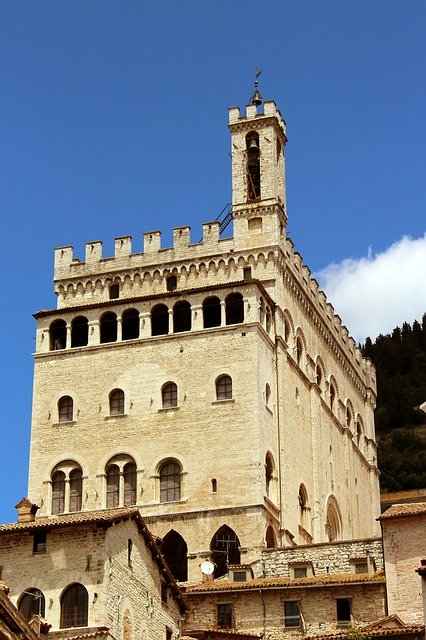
left=166, top=275, right=177, bottom=292
left=33, top=531, right=46, bottom=554
left=284, top=601, right=300, bottom=627
left=109, top=284, right=119, bottom=299
left=290, top=563, right=313, bottom=579
left=243, top=267, right=252, bottom=280
left=353, top=561, right=368, bottom=574
left=336, top=598, right=351, bottom=625
left=294, top=566, right=307, bottom=579
left=217, top=604, right=233, bottom=629
left=233, top=571, right=247, bottom=582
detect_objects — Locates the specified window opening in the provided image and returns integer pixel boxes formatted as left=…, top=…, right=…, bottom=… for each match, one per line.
left=33, top=531, right=46, bottom=554
left=336, top=598, right=351, bottom=625
left=160, top=530, right=188, bottom=581
left=353, top=560, right=368, bottom=574
left=58, top=396, right=73, bottom=422
left=18, top=589, right=45, bottom=620
left=294, top=566, right=308, bottom=578
left=69, top=469, right=83, bottom=512
left=265, top=383, right=271, bottom=406
left=203, top=296, right=221, bottom=328
left=296, top=337, right=303, bottom=365
left=123, top=462, right=136, bottom=506
left=161, top=583, right=168, bottom=604
left=265, top=525, right=276, bottom=548
left=109, top=389, right=124, bottom=415
left=173, top=301, right=191, bottom=333
left=316, top=365, right=323, bottom=388
left=216, top=375, right=232, bottom=400
left=122, top=308, right=139, bottom=340
left=151, top=304, right=169, bottom=336
left=248, top=216, right=262, bottom=231
left=106, top=465, right=120, bottom=508
left=217, top=604, right=233, bottom=629
left=60, top=583, right=88, bottom=629
left=160, top=461, right=181, bottom=502
left=127, top=539, right=133, bottom=567
left=246, top=131, right=261, bottom=201
left=284, top=319, right=291, bottom=343
left=225, top=293, right=244, bottom=325
left=330, top=384, right=336, bottom=411
left=243, top=267, right=252, bottom=280
left=265, top=308, right=272, bottom=333
left=265, top=453, right=273, bottom=496
left=284, top=601, right=300, bottom=627
left=233, top=571, right=247, bottom=582
left=211, top=478, right=218, bottom=493
left=71, top=316, right=89, bottom=348
left=166, top=275, right=177, bottom=292
left=162, top=382, right=177, bottom=409
left=109, top=284, right=119, bottom=300
left=210, top=525, right=240, bottom=578
left=52, top=471, right=66, bottom=514
left=100, top=312, right=117, bottom=343
left=50, top=319, right=66, bottom=350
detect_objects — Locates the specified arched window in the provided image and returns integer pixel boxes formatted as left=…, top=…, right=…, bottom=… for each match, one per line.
left=299, top=483, right=310, bottom=531
left=203, top=296, right=221, bottom=328
left=326, top=497, right=342, bottom=542
left=265, top=453, right=274, bottom=496
left=216, top=375, right=232, bottom=400
left=162, top=382, right=177, bottom=409
left=109, top=389, right=124, bottom=416
left=173, top=301, right=191, bottom=333
left=122, top=308, right=139, bottom=340
left=159, top=460, right=182, bottom=503
left=316, top=364, right=323, bottom=390
left=123, top=462, right=136, bottom=506
left=58, top=396, right=73, bottom=422
left=50, top=319, right=66, bottom=350
left=329, top=383, right=336, bottom=412
left=18, top=588, right=45, bottom=620
left=246, top=131, right=261, bottom=201
left=106, top=464, right=120, bottom=508
left=296, top=337, right=303, bottom=366
left=69, top=468, right=83, bottom=512
left=212, top=478, right=218, bottom=492
left=210, top=525, right=240, bottom=578
left=52, top=470, right=65, bottom=514
left=356, top=421, right=363, bottom=448
left=160, top=530, right=188, bottom=581
left=225, top=293, right=244, bottom=325
left=100, top=312, right=117, bottom=343
left=60, top=583, right=88, bottom=629
left=265, top=383, right=271, bottom=406
left=346, top=405, right=353, bottom=432
left=284, top=318, right=291, bottom=344
left=151, top=304, right=169, bottom=336
left=71, top=316, right=89, bottom=348
left=265, top=526, right=276, bottom=549
left=265, top=307, right=272, bottom=333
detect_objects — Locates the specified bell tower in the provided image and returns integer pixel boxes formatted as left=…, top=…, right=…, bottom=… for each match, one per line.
left=228, top=79, right=288, bottom=249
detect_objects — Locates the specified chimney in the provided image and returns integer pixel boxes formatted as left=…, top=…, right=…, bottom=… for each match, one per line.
left=15, top=498, right=39, bottom=523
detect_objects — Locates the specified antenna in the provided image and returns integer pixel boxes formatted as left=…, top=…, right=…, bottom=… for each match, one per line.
left=250, top=68, right=263, bottom=106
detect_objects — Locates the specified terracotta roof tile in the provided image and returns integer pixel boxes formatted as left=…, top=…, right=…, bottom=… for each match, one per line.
left=185, top=572, right=385, bottom=593
left=305, top=626, right=424, bottom=640
left=378, top=502, right=426, bottom=520
left=0, top=507, right=140, bottom=532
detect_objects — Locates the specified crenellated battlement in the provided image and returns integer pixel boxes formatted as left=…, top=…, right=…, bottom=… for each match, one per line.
left=228, top=99, right=287, bottom=135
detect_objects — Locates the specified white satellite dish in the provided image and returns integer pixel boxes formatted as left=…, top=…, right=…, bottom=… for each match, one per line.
left=200, top=560, right=215, bottom=575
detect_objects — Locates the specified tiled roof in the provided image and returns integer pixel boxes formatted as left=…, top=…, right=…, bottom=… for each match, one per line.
left=306, top=625, right=424, bottom=640
left=185, top=572, right=385, bottom=593
left=0, top=507, right=140, bottom=532
left=182, top=631, right=260, bottom=639
left=378, top=502, right=426, bottom=520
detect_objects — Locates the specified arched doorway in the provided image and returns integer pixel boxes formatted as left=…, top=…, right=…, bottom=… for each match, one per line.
left=160, top=530, right=188, bottom=581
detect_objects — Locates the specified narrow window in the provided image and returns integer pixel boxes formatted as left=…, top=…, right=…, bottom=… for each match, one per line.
left=106, top=465, right=120, bottom=508
left=161, top=583, right=168, bottom=604
left=52, top=471, right=66, bottom=514
left=330, top=384, right=336, bottom=411
left=296, top=337, right=303, bottom=366
left=109, top=389, right=124, bottom=415
left=336, top=598, right=351, bottom=625
left=166, top=629, right=173, bottom=640
left=127, top=539, right=133, bottom=567
left=33, top=531, right=46, bottom=554
left=123, top=462, right=136, bottom=506
left=122, top=308, right=139, bottom=340
left=216, top=375, right=232, bottom=400
left=265, top=308, right=272, bottom=333
left=284, top=319, right=291, bottom=343
left=162, top=382, right=177, bottom=409
left=18, top=589, right=45, bottom=620
left=100, top=312, right=117, bottom=343
left=265, top=525, right=276, bottom=548
left=160, top=461, right=181, bottom=502
left=203, top=296, right=221, bottom=328
left=284, top=601, right=300, bottom=627
left=71, top=316, right=89, bottom=348
left=166, top=275, right=177, bottom=292
left=173, top=301, right=191, bottom=333
left=151, top=304, right=169, bottom=336
left=265, top=383, right=271, bottom=406
left=316, top=365, right=323, bottom=389
left=109, top=283, right=119, bottom=299
left=50, top=319, right=66, bottom=350
left=225, top=293, right=244, bottom=325
left=246, top=131, right=261, bottom=201
left=58, top=396, right=73, bottom=422
left=60, top=583, right=88, bottom=628
left=265, top=453, right=273, bottom=496
left=217, top=604, right=233, bottom=629
left=211, top=478, right=217, bottom=493
left=69, top=469, right=83, bottom=512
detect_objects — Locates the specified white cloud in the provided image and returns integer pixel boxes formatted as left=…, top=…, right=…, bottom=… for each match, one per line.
left=315, top=234, right=426, bottom=344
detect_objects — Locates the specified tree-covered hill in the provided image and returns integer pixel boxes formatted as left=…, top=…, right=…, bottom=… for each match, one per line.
left=362, top=314, right=426, bottom=492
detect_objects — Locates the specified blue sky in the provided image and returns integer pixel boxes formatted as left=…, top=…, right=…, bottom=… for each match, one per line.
left=0, top=1, right=425, bottom=524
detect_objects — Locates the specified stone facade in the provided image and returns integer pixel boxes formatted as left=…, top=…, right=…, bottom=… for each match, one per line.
left=26, top=98, right=380, bottom=585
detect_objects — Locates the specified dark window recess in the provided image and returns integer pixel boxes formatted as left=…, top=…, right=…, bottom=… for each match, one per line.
left=233, top=571, right=246, bottom=582
left=284, top=601, right=300, bottom=627
left=33, top=531, right=46, bottom=554
left=294, top=566, right=308, bottom=578
left=18, top=589, right=45, bottom=620
left=203, top=296, right=221, bottom=328
left=109, top=284, right=119, bottom=299
left=354, top=561, right=368, bottom=574
left=217, top=604, right=233, bottom=629
left=100, top=312, right=117, bottom=343
left=265, top=454, right=273, bottom=495
left=50, top=319, right=66, bottom=350
left=161, top=583, right=168, bottom=604
left=243, top=267, right=252, bottom=279
left=211, top=478, right=217, bottom=493
left=122, top=309, right=139, bottom=340
left=246, top=131, right=261, bottom=201
left=266, top=525, right=276, bottom=548
left=69, top=469, right=83, bottom=512
left=58, top=396, right=73, bottom=422
left=127, top=539, right=133, bottom=567
left=71, top=316, right=89, bottom=348
left=52, top=471, right=65, bottom=514
left=211, top=525, right=240, bottom=578
left=151, top=304, right=169, bottom=336
left=336, top=598, right=351, bottom=624
left=173, top=301, right=191, bottom=333
left=160, top=530, right=188, bottom=581
left=60, top=583, right=88, bottom=629
left=225, top=293, right=244, bottom=325
left=166, top=629, right=173, bottom=640
left=160, top=461, right=181, bottom=502
left=216, top=375, right=232, bottom=400
left=162, top=382, right=177, bottom=409
left=123, top=462, right=136, bottom=506
left=166, top=275, right=177, bottom=292
left=109, top=389, right=124, bottom=415
left=106, top=465, right=120, bottom=508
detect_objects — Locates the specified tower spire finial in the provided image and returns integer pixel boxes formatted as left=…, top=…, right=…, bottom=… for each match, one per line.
left=250, top=68, right=263, bottom=106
